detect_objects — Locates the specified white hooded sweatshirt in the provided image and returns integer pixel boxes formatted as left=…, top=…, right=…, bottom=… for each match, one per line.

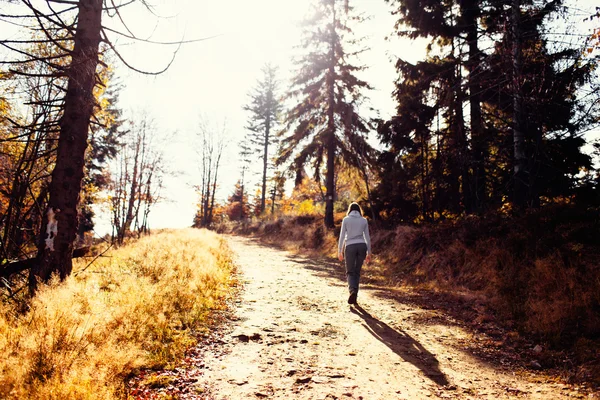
left=338, top=210, right=371, bottom=254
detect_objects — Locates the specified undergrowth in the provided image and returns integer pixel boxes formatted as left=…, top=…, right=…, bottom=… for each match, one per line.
left=0, top=228, right=237, bottom=399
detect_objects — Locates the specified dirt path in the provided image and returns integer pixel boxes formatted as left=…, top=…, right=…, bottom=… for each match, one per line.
left=140, top=236, right=593, bottom=399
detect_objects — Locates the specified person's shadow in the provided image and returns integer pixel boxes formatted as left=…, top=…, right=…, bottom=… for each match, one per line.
left=351, top=304, right=450, bottom=387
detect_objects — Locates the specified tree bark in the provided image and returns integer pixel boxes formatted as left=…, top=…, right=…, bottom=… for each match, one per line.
left=29, top=0, right=103, bottom=291
left=261, top=113, right=270, bottom=214
left=462, top=0, right=486, bottom=213
left=120, top=139, right=140, bottom=241
left=324, top=1, right=337, bottom=229
left=512, top=0, right=527, bottom=210
left=454, top=61, right=472, bottom=214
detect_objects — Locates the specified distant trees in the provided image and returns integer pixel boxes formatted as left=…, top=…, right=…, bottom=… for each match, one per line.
left=277, top=0, right=374, bottom=228
left=194, top=119, right=226, bottom=228
left=268, top=171, right=287, bottom=215
left=109, top=114, right=165, bottom=244
left=243, top=64, right=282, bottom=215
left=81, top=70, right=128, bottom=240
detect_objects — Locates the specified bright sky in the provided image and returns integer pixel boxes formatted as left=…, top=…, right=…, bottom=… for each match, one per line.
left=93, top=0, right=412, bottom=235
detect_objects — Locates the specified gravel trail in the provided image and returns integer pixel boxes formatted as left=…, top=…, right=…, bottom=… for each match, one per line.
left=186, top=236, right=587, bottom=400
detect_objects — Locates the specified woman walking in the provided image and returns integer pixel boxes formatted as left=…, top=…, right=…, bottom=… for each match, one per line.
left=338, top=202, right=371, bottom=305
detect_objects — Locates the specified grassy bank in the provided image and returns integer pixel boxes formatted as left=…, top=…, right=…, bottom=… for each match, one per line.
left=218, top=206, right=600, bottom=382
left=0, top=228, right=237, bottom=399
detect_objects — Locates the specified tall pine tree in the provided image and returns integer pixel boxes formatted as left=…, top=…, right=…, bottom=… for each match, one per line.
left=243, top=64, right=282, bottom=214
left=278, top=0, right=374, bottom=228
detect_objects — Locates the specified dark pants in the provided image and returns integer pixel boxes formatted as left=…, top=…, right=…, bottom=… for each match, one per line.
left=345, top=243, right=367, bottom=293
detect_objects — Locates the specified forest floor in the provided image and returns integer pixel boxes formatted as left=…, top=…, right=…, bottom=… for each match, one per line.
left=130, top=236, right=598, bottom=399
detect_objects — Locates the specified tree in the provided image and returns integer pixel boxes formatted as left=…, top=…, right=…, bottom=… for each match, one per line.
left=0, top=37, right=124, bottom=287
left=1, top=0, right=198, bottom=291
left=243, top=63, right=282, bottom=214
left=484, top=0, right=598, bottom=208
left=278, top=0, right=374, bottom=228
left=377, top=0, right=599, bottom=222
left=269, top=171, right=286, bottom=215
left=511, top=0, right=526, bottom=209
left=27, top=0, right=104, bottom=289
left=194, top=118, right=226, bottom=228
left=384, top=0, right=488, bottom=214
left=224, top=180, right=249, bottom=221
left=237, top=136, right=253, bottom=221
left=108, top=113, right=165, bottom=243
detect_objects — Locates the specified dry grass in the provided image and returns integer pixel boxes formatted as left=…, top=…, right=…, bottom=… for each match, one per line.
left=370, top=212, right=600, bottom=347
left=0, top=228, right=236, bottom=400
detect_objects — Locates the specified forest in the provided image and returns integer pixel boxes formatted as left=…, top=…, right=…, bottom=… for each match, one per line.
left=199, top=0, right=600, bottom=227
left=0, top=0, right=600, bottom=397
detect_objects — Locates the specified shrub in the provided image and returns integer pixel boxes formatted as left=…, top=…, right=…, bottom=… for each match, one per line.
left=296, top=199, right=319, bottom=215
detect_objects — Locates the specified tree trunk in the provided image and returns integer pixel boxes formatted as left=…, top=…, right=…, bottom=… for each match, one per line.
left=512, top=0, right=527, bottom=210
left=324, top=2, right=337, bottom=229
left=30, top=0, right=103, bottom=291
left=454, top=62, right=471, bottom=214
left=420, top=135, right=427, bottom=221
left=271, top=184, right=276, bottom=215
left=204, top=154, right=212, bottom=226
left=462, top=0, right=486, bottom=213
left=260, top=113, right=271, bottom=214
left=240, top=169, right=246, bottom=220
left=360, top=162, right=376, bottom=221
left=208, top=147, right=222, bottom=225
left=140, top=172, right=153, bottom=234
left=120, top=140, right=140, bottom=241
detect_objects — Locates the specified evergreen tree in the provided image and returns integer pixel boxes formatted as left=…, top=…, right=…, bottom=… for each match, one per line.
left=278, top=0, right=374, bottom=228
left=385, top=0, right=488, bottom=214
left=484, top=0, right=597, bottom=208
left=238, top=136, right=253, bottom=220
left=377, top=0, right=599, bottom=221
left=243, top=64, right=282, bottom=214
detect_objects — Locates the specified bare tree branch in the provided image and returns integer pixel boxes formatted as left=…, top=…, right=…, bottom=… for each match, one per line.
left=102, top=25, right=221, bottom=45
left=100, top=27, right=182, bottom=75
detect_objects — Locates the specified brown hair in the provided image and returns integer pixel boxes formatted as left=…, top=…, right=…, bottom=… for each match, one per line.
left=347, top=202, right=362, bottom=216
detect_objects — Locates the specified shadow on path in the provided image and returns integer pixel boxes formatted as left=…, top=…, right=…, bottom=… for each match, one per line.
left=287, top=254, right=348, bottom=281
left=351, top=304, right=450, bottom=387
left=239, top=238, right=524, bottom=376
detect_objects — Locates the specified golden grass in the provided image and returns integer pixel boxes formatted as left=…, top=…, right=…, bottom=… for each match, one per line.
left=0, top=228, right=236, bottom=400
